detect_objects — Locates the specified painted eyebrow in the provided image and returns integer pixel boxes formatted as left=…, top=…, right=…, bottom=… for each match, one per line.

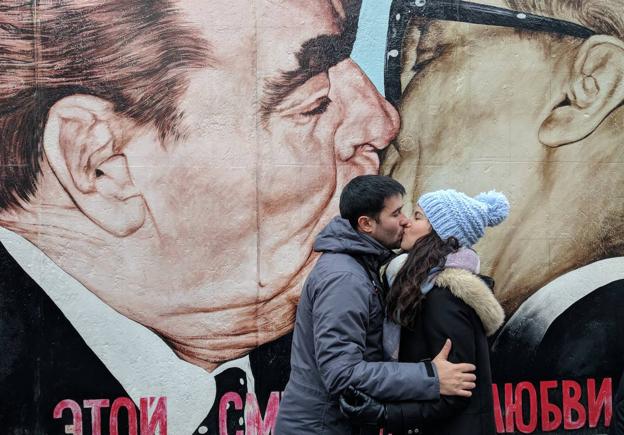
left=259, top=33, right=352, bottom=123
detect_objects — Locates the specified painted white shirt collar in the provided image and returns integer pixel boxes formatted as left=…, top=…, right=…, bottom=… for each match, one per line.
left=492, top=256, right=624, bottom=351
left=0, top=226, right=254, bottom=434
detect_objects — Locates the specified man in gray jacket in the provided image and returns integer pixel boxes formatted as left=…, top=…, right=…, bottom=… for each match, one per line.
left=275, top=175, right=477, bottom=434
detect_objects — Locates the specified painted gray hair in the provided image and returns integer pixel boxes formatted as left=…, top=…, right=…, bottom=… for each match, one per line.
left=505, top=0, right=624, bottom=39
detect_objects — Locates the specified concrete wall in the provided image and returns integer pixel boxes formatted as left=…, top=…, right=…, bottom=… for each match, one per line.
left=0, top=0, right=621, bottom=433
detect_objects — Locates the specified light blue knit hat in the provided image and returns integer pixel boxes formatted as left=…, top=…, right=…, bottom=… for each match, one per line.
left=417, top=189, right=510, bottom=247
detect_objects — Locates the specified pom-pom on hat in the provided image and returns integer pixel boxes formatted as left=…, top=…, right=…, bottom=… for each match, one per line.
left=417, top=189, right=510, bottom=247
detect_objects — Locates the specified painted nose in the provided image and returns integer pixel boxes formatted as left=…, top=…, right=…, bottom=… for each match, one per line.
left=330, top=59, right=400, bottom=162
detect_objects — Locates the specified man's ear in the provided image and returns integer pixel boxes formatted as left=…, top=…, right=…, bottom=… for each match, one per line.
left=539, top=35, right=624, bottom=147
left=357, top=215, right=375, bottom=234
left=43, top=95, right=146, bottom=237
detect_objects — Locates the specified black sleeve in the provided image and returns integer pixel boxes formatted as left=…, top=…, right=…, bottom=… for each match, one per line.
left=384, top=289, right=475, bottom=434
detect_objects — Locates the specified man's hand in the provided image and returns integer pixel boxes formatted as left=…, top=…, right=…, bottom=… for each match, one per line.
left=339, top=387, right=386, bottom=427
left=432, top=339, right=476, bottom=397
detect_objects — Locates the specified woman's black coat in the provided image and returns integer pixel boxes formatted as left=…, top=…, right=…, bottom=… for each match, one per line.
left=385, top=268, right=505, bottom=435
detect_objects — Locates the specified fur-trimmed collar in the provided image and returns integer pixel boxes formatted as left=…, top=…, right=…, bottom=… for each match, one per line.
left=434, top=268, right=505, bottom=336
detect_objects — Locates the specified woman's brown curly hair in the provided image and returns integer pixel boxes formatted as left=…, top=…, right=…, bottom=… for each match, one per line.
left=386, top=231, right=459, bottom=329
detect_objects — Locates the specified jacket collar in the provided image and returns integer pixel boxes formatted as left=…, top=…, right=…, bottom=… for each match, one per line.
left=314, top=216, right=394, bottom=267
left=435, top=268, right=505, bottom=336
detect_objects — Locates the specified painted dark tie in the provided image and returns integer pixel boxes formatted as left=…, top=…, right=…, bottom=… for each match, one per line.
left=193, top=367, right=248, bottom=435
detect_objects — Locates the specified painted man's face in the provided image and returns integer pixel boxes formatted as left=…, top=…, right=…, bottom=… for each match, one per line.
left=117, top=0, right=399, bottom=366
left=384, top=1, right=621, bottom=310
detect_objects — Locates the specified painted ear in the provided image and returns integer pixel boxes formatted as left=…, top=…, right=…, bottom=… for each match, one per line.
left=43, top=95, right=146, bottom=236
left=539, top=35, right=624, bottom=147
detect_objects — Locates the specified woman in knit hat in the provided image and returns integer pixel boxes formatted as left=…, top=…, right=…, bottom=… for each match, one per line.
left=340, top=189, right=510, bottom=435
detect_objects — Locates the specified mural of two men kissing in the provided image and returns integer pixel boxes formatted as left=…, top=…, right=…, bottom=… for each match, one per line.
left=0, top=0, right=622, bottom=434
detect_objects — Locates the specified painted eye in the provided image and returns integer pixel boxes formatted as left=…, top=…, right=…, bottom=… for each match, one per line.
left=412, top=57, right=435, bottom=75
left=301, top=97, right=331, bottom=117
left=412, top=45, right=447, bottom=75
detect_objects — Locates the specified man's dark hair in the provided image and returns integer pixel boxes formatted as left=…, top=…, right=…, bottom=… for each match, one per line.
left=0, top=1, right=211, bottom=211
left=339, top=175, right=406, bottom=229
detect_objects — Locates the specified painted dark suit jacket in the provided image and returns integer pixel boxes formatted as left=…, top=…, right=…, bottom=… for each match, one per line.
left=0, top=242, right=133, bottom=434
left=0, top=242, right=291, bottom=434
left=491, top=275, right=624, bottom=434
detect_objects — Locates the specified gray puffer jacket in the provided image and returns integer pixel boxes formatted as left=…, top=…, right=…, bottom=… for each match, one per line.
left=275, top=217, right=440, bottom=435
